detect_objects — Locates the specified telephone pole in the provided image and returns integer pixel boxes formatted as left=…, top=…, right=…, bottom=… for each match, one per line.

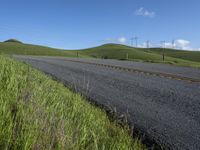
left=134, top=36, right=138, bottom=47
left=161, top=41, right=165, bottom=61
left=172, top=40, right=175, bottom=49
left=146, top=40, right=150, bottom=52
left=146, top=40, right=149, bottom=48
left=130, top=36, right=138, bottom=47
left=130, top=37, right=134, bottom=47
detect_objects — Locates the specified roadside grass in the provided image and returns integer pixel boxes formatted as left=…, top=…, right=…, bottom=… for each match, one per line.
left=0, top=55, right=145, bottom=150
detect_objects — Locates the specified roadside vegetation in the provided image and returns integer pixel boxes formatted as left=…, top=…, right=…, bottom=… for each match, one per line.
left=1, top=39, right=200, bottom=68
left=0, top=55, right=145, bottom=150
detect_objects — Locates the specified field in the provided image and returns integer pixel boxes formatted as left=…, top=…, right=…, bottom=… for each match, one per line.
left=0, top=55, right=145, bottom=149
left=0, top=40, right=200, bottom=68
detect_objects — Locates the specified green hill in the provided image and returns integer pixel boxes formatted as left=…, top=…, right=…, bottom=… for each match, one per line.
left=78, top=44, right=161, bottom=60
left=0, top=40, right=199, bottom=68
left=149, top=48, right=200, bottom=63
left=0, top=41, right=88, bottom=57
left=77, top=44, right=200, bottom=68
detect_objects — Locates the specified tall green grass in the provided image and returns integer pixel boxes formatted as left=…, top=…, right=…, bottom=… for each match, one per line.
left=0, top=55, right=145, bottom=150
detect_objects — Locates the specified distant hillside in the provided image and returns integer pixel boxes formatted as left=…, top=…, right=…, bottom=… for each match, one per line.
left=149, top=48, right=200, bottom=63
left=0, top=41, right=199, bottom=68
left=0, top=41, right=88, bottom=57
left=77, top=44, right=200, bottom=68
left=78, top=44, right=162, bottom=60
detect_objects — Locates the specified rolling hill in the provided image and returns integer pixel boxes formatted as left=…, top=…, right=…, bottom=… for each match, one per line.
left=0, top=40, right=88, bottom=57
left=0, top=40, right=200, bottom=68
left=77, top=44, right=200, bottom=68
left=149, top=48, right=200, bottom=63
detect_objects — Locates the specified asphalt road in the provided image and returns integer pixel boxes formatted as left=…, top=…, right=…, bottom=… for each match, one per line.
left=15, top=56, right=200, bottom=150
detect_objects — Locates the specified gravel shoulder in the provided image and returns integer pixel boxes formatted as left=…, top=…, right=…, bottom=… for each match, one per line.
left=14, top=55, right=200, bottom=150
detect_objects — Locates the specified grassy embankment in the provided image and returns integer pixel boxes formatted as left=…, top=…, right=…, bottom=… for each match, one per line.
left=0, top=55, right=145, bottom=150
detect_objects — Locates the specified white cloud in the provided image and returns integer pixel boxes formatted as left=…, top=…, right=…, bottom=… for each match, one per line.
left=135, top=7, right=155, bottom=18
left=164, top=42, right=172, bottom=48
left=175, top=39, right=190, bottom=50
left=160, top=39, right=191, bottom=50
left=138, top=42, right=147, bottom=48
left=118, top=37, right=127, bottom=43
left=164, top=39, right=199, bottom=51
left=104, top=37, right=127, bottom=44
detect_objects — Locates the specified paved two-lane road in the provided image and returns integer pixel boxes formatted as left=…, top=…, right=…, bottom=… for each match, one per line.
left=15, top=56, right=200, bottom=150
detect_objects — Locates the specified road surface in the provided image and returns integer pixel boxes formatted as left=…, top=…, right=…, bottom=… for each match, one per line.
left=15, top=56, right=200, bottom=150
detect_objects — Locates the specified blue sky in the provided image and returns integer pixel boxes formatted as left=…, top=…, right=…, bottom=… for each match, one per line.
left=0, top=0, right=200, bottom=50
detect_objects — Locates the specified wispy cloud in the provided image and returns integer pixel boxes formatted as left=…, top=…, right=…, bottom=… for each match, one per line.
left=135, top=7, right=155, bottom=18
left=118, top=37, right=127, bottom=43
left=104, top=37, right=127, bottom=44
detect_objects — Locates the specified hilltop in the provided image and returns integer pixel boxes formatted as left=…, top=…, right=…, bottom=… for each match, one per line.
left=4, top=39, right=23, bottom=44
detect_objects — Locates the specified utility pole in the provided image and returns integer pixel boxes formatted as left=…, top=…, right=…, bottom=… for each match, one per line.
left=146, top=40, right=150, bottom=52
left=146, top=40, right=150, bottom=48
left=161, top=41, right=165, bottom=61
left=172, top=40, right=175, bottom=49
left=130, top=36, right=138, bottom=47
left=134, top=36, right=138, bottom=47
left=130, top=37, right=134, bottom=47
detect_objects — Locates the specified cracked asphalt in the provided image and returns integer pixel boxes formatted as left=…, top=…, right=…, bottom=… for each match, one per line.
left=14, top=55, right=200, bottom=150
